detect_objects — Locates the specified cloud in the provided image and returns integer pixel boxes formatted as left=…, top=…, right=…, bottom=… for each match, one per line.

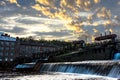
left=0, top=0, right=120, bottom=42
left=34, top=30, right=74, bottom=40
left=16, top=19, right=40, bottom=24
left=118, top=1, right=120, bottom=5
left=96, top=7, right=111, bottom=19
left=8, top=0, right=17, bottom=4
left=31, top=0, right=103, bottom=38
left=94, top=0, right=100, bottom=4
left=10, top=26, right=27, bottom=33
left=8, top=0, right=20, bottom=7
left=93, top=28, right=99, bottom=33
left=36, top=0, right=56, bottom=8
left=0, top=1, right=6, bottom=6
left=0, top=19, right=8, bottom=24
left=0, top=25, right=27, bottom=35
left=32, top=4, right=55, bottom=18
left=35, top=30, right=71, bottom=37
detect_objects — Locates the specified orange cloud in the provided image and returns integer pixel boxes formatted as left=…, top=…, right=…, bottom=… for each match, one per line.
left=109, top=28, right=113, bottom=33
left=94, top=0, right=101, bottom=4
left=54, top=9, right=72, bottom=21
left=93, top=28, right=98, bottom=33
left=91, top=35, right=95, bottom=42
left=36, top=0, right=56, bottom=8
left=31, top=0, right=116, bottom=41
left=60, top=0, right=76, bottom=9
left=9, top=0, right=17, bottom=4
left=103, top=20, right=113, bottom=26
left=32, top=4, right=55, bottom=18
left=76, top=0, right=92, bottom=11
left=8, top=0, right=20, bottom=7
left=97, top=7, right=111, bottom=19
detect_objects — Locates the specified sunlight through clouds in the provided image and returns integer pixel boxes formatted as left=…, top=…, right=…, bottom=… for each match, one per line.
left=0, top=0, right=120, bottom=42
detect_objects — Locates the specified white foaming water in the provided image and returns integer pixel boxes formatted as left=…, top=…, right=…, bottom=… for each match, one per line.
left=39, top=60, right=120, bottom=78
left=3, top=73, right=118, bottom=80
left=3, top=60, right=119, bottom=80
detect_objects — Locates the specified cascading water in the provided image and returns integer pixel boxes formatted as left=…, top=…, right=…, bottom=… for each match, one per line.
left=39, top=60, right=120, bottom=78
left=1, top=61, right=119, bottom=80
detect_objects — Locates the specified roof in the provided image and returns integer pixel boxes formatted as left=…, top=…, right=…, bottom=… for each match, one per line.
left=0, top=32, right=16, bottom=41
left=15, top=62, right=36, bottom=69
left=95, top=34, right=117, bottom=41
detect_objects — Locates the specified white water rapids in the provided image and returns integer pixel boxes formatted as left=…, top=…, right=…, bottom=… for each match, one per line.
left=1, top=60, right=120, bottom=80
left=2, top=72, right=118, bottom=80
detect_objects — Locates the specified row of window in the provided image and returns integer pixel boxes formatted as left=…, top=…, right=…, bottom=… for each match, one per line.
left=0, top=52, right=14, bottom=56
left=21, top=46, right=55, bottom=52
left=0, top=47, right=14, bottom=51
left=0, top=41, right=15, bottom=46
left=0, top=58, right=13, bottom=61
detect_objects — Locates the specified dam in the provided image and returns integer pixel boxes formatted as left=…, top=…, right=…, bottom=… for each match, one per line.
left=5, top=60, right=120, bottom=80
left=39, top=60, right=120, bottom=78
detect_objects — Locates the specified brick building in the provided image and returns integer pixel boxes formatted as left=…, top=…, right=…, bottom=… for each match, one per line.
left=0, top=32, right=19, bottom=66
left=0, top=32, right=61, bottom=67
left=19, top=41, right=57, bottom=60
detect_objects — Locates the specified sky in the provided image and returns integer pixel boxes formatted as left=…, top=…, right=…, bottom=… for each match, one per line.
left=0, top=0, right=120, bottom=42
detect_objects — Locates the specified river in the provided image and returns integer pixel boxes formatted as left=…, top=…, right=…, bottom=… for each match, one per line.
left=0, top=60, right=120, bottom=80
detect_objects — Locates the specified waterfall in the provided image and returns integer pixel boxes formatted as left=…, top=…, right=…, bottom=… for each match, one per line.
left=39, top=60, right=120, bottom=78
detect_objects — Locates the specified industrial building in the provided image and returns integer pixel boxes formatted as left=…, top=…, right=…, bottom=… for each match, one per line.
left=0, top=32, right=19, bottom=66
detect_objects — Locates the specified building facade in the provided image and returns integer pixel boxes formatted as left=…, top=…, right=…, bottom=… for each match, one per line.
left=0, top=32, right=19, bottom=66
left=0, top=32, right=62, bottom=67
left=19, top=42, right=57, bottom=60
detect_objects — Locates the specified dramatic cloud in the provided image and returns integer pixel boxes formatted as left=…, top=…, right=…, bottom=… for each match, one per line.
left=31, top=0, right=99, bottom=34
left=31, top=0, right=120, bottom=39
left=0, top=0, right=120, bottom=42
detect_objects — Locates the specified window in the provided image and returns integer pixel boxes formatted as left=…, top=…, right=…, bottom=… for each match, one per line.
left=11, top=48, right=14, bottom=50
left=6, top=47, right=9, bottom=51
left=0, top=59, right=2, bottom=61
left=10, top=59, right=13, bottom=61
left=11, top=53, right=13, bottom=56
left=6, top=42, right=9, bottom=46
left=11, top=42, right=15, bottom=46
left=0, top=42, right=4, bottom=45
left=5, top=53, right=8, bottom=56
left=5, top=58, right=8, bottom=61
left=0, top=52, right=3, bottom=56
left=0, top=47, right=4, bottom=51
